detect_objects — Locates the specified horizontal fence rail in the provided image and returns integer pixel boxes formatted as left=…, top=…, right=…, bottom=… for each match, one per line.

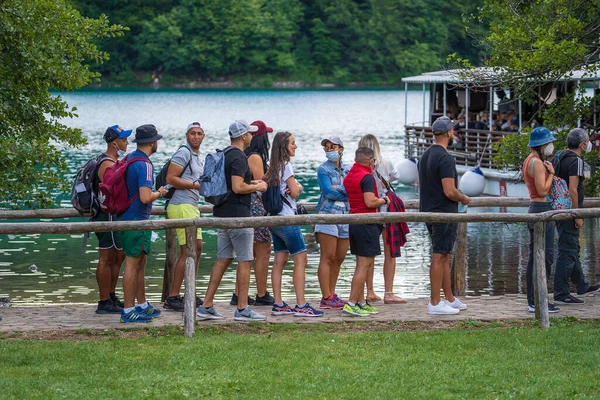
left=2, top=197, right=600, bottom=220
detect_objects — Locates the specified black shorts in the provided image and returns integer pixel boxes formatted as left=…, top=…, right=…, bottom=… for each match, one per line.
left=92, top=212, right=122, bottom=250
left=349, top=224, right=382, bottom=257
left=426, top=222, right=457, bottom=254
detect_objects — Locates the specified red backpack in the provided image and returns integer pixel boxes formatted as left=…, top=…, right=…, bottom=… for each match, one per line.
left=97, top=156, right=150, bottom=214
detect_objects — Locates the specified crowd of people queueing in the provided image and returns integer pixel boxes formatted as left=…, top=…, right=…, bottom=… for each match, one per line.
left=86, top=117, right=598, bottom=324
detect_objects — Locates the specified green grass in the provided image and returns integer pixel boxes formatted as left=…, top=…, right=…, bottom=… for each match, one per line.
left=1, top=320, right=599, bottom=399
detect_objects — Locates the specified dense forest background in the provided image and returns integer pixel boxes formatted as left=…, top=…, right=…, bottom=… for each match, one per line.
left=72, top=0, right=487, bottom=87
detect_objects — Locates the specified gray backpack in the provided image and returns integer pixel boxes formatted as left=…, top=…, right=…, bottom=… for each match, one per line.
left=199, top=146, right=235, bottom=206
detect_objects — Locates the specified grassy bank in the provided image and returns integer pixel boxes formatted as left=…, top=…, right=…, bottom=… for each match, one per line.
left=1, top=319, right=599, bottom=398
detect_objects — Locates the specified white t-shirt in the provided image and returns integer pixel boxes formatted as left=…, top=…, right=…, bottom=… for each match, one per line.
left=278, top=162, right=297, bottom=216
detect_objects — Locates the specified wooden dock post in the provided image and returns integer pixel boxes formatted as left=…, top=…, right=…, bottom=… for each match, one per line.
left=183, top=226, right=197, bottom=337
left=533, top=222, right=550, bottom=328
left=161, top=226, right=177, bottom=302
left=451, top=222, right=467, bottom=296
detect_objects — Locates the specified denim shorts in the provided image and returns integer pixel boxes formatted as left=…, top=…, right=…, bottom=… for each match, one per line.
left=426, top=222, right=458, bottom=254
left=269, top=225, right=306, bottom=256
left=314, top=223, right=349, bottom=239
left=217, top=228, right=254, bottom=262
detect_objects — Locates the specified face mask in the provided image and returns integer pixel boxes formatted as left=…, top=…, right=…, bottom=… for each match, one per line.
left=325, top=150, right=341, bottom=163
left=115, top=143, right=125, bottom=158
left=544, top=143, right=554, bottom=156
left=585, top=141, right=592, bottom=153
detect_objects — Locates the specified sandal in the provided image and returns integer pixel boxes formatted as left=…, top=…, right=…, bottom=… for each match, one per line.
left=366, top=293, right=382, bottom=303
left=384, top=294, right=408, bottom=304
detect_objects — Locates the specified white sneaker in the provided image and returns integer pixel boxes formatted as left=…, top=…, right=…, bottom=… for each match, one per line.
left=445, top=298, right=467, bottom=310
left=428, top=301, right=460, bottom=315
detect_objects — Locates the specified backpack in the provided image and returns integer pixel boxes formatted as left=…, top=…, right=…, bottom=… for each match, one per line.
left=97, top=156, right=150, bottom=214
left=531, top=155, right=572, bottom=210
left=262, top=175, right=298, bottom=215
left=70, top=154, right=113, bottom=217
left=155, top=145, right=193, bottom=200
left=198, top=146, right=235, bottom=206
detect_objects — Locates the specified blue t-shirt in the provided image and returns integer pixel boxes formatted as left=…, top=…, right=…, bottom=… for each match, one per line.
left=120, top=150, right=154, bottom=221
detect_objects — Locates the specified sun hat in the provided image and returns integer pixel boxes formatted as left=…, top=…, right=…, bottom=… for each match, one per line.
left=132, top=124, right=163, bottom=143
left=527, top=127, right=555, bottom=147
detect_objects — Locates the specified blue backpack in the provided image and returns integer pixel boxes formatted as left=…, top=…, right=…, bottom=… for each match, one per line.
left=199, top=146, right=235, bottom=206
left=262, top=176, right=284, bottom=215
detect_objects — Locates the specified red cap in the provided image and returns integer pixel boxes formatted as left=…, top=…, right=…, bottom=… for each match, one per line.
left=250, top=120, right=273, bottom=137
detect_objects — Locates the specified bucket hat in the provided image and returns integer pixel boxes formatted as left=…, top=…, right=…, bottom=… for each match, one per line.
left=527, top=127, right=555, bottom=147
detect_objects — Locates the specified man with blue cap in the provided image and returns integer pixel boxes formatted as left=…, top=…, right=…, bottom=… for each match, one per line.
left=93, top=125, right=132, bottom=314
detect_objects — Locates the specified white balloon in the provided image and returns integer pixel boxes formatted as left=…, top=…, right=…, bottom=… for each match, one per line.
left=396, top=158, right=418, bottom=185
left=459, top=167, right=486, bottom=197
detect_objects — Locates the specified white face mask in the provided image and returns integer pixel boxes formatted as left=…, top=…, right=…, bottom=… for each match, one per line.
left=543, top=143, right=554, bottom=156
left=585, top=141, right=592, bottom=153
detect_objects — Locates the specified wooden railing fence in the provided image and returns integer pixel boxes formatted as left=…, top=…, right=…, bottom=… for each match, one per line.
left=1, top=197, right=600, bottom=336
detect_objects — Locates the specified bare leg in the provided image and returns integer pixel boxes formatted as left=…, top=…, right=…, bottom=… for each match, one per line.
left=382, top=235, right=406, bottom=303
left=203, top=258, right=233, bottom=308
left=135, top=253, right=147, bottom=304
left=253, top=241, right=271, bottom=297
left=317, top=233, right=338, bottom=299
left=110, top=249, right=125, bottom=294
left=122, top=253, right=145, bottom=308
left=236, top=260, right=252, bottom=309
left=430, top=253, right=450, bottom=305
left=441, top=254, right=455, bottom=303
left=292, top=251, right=308, bottom=305
left=97, top=248, right=116, bottom=301
left=169, top=240, right=202, bottom=297
left=349, top=256, right=375, bottom=304
left=271, top=251, right=289, bottom=304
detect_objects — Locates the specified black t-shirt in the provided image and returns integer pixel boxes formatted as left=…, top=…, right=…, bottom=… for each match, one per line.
left=556, top=150, right=584, bottom=208
left=418, top=144, right=458, bottom=213
left=213, top=147, right=252, bottom=218
left=360, top=175, right=376, bottom=194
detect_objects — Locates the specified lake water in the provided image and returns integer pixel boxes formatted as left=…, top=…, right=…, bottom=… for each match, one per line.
left=1, top=90, right=598, bottom=305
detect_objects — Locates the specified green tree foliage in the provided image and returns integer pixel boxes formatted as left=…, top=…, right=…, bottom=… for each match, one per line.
left=0, top=0, right=126, bottom=208
left=477, top=0, right=600, bottom=193
left=71, top=0, right=486, bottom=85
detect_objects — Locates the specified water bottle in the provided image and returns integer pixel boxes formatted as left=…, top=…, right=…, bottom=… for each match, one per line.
left=458, top=203, right=468, bottom=213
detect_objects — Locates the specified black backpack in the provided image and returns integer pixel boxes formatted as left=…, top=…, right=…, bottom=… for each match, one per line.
left=155, top=145, right=193, bottom=199
left=70, top=154, right=113, bottom=217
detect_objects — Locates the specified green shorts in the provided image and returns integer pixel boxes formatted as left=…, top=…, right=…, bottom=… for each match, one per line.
left=118, top=229, right=152, bottom=258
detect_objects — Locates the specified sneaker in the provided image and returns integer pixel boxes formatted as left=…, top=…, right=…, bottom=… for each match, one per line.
left=294, top=303, right=324, bottom=317
left=135, top=302, right=161, bottom=318
left=163, top=295, right=184, bottom=311
left=320, top=295, right=345, bottom=309
left=95, top=299, right=123, bottom=314
left=255, top=291, right=275, bottom=306
left=428, top=301, right=460, bottom=315
left=445, top=298, right=467, bottom=310
left=120, top=309, right=153, bottom=323
left=196, top=305, right=223, bottom=320
left=110, top=293, right=124, bottom=308
left=577, top=283, right=600, bottom=296
left=271, top=302, right=296, bottom=315
left=230, top=293, right=256, bottom=306
left=342, top=303, right=371, bottom=317
left=359, top=302, right=379, bottom=314
left=234, top=306, right=267, bottom=321
left=528, top=303, right=560, bottom=313
left=554, top=295, right=585, bottom=305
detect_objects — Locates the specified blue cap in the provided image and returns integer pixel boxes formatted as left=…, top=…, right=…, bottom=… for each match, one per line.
left=104, top=125, right=132, bottom=143
left=528, top=127, right=555, bottom=147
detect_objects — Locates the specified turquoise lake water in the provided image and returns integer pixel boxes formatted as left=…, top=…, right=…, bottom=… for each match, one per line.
left=1, top=90, right=598, bottom=305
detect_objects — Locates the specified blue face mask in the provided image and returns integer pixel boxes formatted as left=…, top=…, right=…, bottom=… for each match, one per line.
left=115, top=143, right=126, bottom=158
left=326, top=150, right=341, bottom=163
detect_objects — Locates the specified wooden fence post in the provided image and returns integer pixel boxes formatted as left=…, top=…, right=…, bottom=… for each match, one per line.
left=183, top=226, right=197, bottom=337
left=451, top=222, right=467, bottom=296
left=533, top=221, right=550, bottom=328
left=161, top=226, right=177, bottom=302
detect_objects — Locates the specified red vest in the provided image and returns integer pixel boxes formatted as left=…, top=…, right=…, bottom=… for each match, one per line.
left=343, top=163, right=379, bottom=214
